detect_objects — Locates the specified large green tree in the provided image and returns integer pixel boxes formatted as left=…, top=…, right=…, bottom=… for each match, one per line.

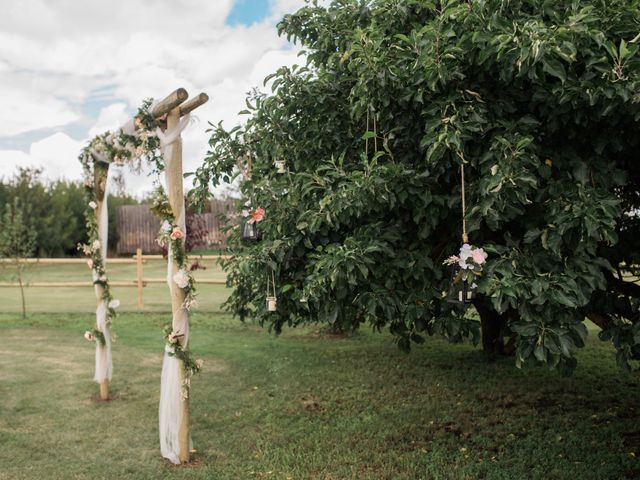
left=192, top=0, right=640, bottom=373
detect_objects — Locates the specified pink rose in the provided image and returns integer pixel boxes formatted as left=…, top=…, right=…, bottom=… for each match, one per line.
left=472, top=248, right=488, bottom=265
left=170, top=227, right=183, bottom=240
left=251, top=207, right=265, bottom=223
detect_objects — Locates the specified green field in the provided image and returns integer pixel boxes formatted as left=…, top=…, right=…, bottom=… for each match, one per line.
left=0, top=258, right=230, bottom=313
left=0, top=312, right=638, bottom=480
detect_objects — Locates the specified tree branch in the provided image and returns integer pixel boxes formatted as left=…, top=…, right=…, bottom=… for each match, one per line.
left=586, top=312, right=613, bottom=330
left=604, top=270, right=640, bottom=297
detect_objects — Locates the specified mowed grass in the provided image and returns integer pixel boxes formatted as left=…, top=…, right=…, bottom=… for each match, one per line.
left=0, top=258, right=230, bottom=313
left=0, top=313, right=638, bottom=480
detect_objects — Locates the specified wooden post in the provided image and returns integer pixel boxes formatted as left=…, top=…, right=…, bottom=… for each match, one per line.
left=165, top=105, right=190, bottom=464
left=136, top=248, right=144, bottom=310
left=100, top=381, right=109, bottom=401
left=94, top=163, right=110, bottom=402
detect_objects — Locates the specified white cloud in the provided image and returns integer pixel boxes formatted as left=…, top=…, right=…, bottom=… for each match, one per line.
left=0, top=0, right=309, bottom=196
left=0, top=132, right=83, bottom=182
left=88, top=103, right=130, bottom=137
left=0, top=85, right=80, bottom=136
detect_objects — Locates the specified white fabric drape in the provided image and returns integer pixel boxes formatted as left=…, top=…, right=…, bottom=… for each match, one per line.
left=93, top=174, right=112, bottom=383
left=158, top=114, right=192, bottom=464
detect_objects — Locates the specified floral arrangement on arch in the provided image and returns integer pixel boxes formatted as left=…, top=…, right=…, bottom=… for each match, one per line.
left=151, top=185, right=198, bottom=311
left=78, top=98, right=164, bottom=344
left=163, top=325, right=203, bottom=398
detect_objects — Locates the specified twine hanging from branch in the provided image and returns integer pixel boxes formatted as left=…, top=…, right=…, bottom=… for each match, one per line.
left=266, top=268, right=276, bottom=298
left=365, top=107, right=378, bottom=157
left=461, top=163, right=468, bottom=244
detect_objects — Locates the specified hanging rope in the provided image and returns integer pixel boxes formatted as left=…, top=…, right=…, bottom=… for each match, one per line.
left=267, top=268, right=276, bottom=298
left=365, top=109, right=369, bottom=156
left=365, top=107, right=378, bottom=156
left=373, top=111, right=378, bottom=153
left=461, top=163, right=468, bottom=244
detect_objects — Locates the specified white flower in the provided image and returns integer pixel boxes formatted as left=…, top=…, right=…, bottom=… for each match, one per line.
left=108, top=299, right=120, bottom=309
left=459, top=243, right=473, bottom=260
left=490, top=165, right=499, bottom=176
left=458, top=258, right=472, bottom=269
left=173, top=269, right=190, bottom=289
left=195, top=359, right=204, bottom=369
left=88, top=201, right=97, bottom=210
left=161, top=220, right=172, bottom=233
left=92, top=239, right=101, bottom=250
left=84, top=331, right=94, bottom=341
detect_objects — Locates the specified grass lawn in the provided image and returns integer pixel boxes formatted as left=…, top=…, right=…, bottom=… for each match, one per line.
left=0, top=258, right=230, bottom=313
left=0, top=312, right=638, bottom=479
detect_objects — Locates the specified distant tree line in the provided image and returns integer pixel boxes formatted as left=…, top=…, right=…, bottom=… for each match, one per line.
left=0, top=168, right=139, bottom=257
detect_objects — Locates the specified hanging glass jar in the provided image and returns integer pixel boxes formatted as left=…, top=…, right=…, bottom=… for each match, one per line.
left=240, top=207, right=265, bottom=242
left=240, top=220, right=259, bottom=242
left=274, top=159, right=286, bottom=174
left=266, top=269, right=277, bottom=311
left=446, top=264, right=475, bottom=304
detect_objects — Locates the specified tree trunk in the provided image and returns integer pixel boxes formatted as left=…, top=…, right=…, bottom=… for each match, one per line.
left=474, top=301, right=505, bottom=359
left=17, top=263, right=26, bottom=319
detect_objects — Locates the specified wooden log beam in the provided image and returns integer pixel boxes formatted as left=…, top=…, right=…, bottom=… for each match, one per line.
left=179, top=93, right=209, bottom=116
left=151, top=88, right=189, bottom=118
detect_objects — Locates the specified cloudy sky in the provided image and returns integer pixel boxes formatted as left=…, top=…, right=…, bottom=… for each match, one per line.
left=0, top=0, right=306, bottom=197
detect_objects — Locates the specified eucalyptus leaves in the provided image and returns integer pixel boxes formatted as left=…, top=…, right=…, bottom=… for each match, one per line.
left=163, top=325, right=202, bottom=398
left=151, top=186, right=198, bottom=311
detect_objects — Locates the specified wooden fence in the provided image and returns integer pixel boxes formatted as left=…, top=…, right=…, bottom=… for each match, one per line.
left=0, top=251, right=228, bottom=309
left=116, top=199, right=235, bottom=254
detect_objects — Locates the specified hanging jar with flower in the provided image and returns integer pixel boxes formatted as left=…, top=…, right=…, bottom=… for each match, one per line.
left=444, top=243, right=487, bottom=303
left=240, top=207, right=265, bottom=242
left=274, top=159, right=286, bottom=174
left=444, top=161, right=488, bottom=304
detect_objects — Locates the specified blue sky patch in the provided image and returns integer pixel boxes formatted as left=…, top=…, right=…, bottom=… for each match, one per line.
left=226, top=0, right=271, bottom=26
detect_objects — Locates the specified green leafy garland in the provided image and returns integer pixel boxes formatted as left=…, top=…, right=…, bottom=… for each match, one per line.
left=163, top=325, right=202, bottom=398
left=84, top=328, right=106, bottom=347
left=150, top=185, right=197, bottom=311
left=78, top=98, right=162, bottom=344
left=152, top=185, right=201, bottom=396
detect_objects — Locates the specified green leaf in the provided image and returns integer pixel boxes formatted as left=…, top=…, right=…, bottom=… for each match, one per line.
left=543, top=58, right=567, bottom=83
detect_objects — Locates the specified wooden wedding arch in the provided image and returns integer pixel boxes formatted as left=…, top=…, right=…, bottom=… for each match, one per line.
left=79, top=88, right=208, bottom=464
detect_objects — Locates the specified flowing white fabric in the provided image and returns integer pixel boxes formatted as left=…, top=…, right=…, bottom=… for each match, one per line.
left=159, top=114, right=192, bottom=464
left=93, top=177, right=112, bottom=383
left=159, top=346, right=192, bottom=464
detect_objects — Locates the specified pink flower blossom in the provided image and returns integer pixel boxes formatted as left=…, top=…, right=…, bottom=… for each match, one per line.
left=248, top=207, right=265, bottom=224
left=472, top=248, right=488, bottom=265
left=170, top=227, right=183, bottom=240
left=443, top=255, right=459, bottom=266
left=84, top=331, right=94, bottom=341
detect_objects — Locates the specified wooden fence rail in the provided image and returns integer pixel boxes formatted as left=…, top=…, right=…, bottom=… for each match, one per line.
left=0, top=249, right=229, bottom=309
